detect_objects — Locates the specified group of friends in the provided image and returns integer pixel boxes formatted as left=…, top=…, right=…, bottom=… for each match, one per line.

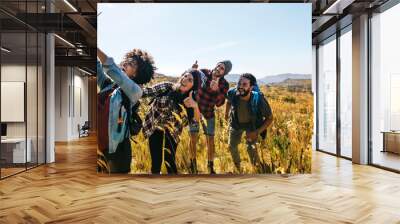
left=97, top=47, right=273, bottom=174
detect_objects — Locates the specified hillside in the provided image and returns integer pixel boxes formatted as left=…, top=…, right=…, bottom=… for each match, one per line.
left=151, top=72, right=312, bottom=92
left=268, top=78, right=312, bottom=92
left=224, top=73, right=311, bottom=85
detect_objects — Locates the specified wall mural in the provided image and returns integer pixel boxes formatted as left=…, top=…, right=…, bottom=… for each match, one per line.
left=97, top=3, right=313, bottom=175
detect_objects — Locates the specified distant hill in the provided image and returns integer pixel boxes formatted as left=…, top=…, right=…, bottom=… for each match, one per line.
left=153, top=72, right=312, bottom=89
left=269, top=78, right=311, bottom=86
left=153, top=72, right=178, bottom=82
left=224, top=73, right=311, bottom=85
left=269, top=78, right=312, bottom=92
left=259, top=73, right=311, bottom=84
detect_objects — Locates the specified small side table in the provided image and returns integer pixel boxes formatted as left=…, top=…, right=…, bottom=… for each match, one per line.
left=381, top=131, right=400, bottom=154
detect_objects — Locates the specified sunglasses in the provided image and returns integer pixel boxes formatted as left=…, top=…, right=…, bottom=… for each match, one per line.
left=125, top=58, right=138, bottom=67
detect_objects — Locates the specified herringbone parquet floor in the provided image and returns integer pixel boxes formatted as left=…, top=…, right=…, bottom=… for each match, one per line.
left=1, top=135, right=400, bottom=223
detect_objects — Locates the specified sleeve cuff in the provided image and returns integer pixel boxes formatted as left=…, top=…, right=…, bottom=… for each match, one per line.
left=97, top=60, right=102, bottom=69
left=103, top=57, right=115, bottom=67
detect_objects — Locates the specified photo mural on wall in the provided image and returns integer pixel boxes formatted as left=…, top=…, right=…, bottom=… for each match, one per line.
left=97, top=3, right=313, bottom=174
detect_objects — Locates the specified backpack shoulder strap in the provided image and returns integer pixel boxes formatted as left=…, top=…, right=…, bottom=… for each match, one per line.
left=98, top=85, right=118, bottom=104
left=250, top=86, right=265, bottom=114
left=228, top=87, right=239, bottom=106
left=250, top=91, right=259, bottom=114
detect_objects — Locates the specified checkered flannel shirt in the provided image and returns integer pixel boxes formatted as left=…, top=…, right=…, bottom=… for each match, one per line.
left=196, top=69, right=229, bottom=119
left=142, top=82, right=189, bottom=144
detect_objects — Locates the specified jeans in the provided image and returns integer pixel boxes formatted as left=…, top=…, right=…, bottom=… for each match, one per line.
left=149, top=130, right=178, bottom=174
left=228, top=127, right=260, bottom=171
left=188, top=117, right=215, bottom=136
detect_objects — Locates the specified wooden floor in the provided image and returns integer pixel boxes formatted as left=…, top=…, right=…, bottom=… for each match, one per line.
left=1, top=163, right=45, bottom=178
left=0, top=167, right=26, bottom=178
left=372, top=151, right=400, bottom=171
left=1, top=136, right=400, bottom=223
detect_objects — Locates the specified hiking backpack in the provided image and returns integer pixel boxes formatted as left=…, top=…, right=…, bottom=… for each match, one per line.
left=230, top=86, right=268, bottom=139
left=97, top=85, right=142, bottom=153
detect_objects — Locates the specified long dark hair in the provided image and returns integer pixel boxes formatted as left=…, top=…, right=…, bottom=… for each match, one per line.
left=171, top=69, right=200, bottom=118
left=173, top=69, right=200, bottom=103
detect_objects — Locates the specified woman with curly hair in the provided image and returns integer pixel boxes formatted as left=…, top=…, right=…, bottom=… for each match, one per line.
left=119, top=48, right=156, bottom=85
left=97, top=48, right=156, bottom=173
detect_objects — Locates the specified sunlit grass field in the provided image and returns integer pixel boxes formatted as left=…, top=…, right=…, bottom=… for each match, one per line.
left=127, top=77, right=313, bottom=174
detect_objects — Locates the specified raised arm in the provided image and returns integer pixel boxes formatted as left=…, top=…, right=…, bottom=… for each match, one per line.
left=97, top=48, right=107, bottom=64
left=142, top=82, right=173, bottom=98
left=97, top=48, right=142, bottom=104
left=97, top=60, right=112, bottom=90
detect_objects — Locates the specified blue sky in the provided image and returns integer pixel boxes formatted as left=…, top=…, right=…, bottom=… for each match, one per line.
left=98, top=3, right=311, bottom=78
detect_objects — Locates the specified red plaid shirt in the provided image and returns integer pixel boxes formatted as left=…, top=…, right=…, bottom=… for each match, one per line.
left=195, top=69, right=229, bottom=119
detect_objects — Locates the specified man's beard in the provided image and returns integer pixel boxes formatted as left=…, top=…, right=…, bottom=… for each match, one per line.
left=237, top=88, right=250, bottom=97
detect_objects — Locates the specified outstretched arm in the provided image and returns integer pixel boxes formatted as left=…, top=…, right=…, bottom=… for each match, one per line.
left=97, top=48, right=111, bottom=90
left=142, top=82, right=172, bottom=98
left=97, top=48, right=107, bottom=64
left=97, top=48, right=142, bottom=103
left=97, top=60, right=112, bottom=90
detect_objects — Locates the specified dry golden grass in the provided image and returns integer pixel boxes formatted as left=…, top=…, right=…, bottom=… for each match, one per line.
left=128, top=80, right=313, bottom=174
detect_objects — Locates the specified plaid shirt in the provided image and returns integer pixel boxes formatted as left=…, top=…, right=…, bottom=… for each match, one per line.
left=142, top=82, right=189, bottom=144
left=195, top=69, right=229, bottom=119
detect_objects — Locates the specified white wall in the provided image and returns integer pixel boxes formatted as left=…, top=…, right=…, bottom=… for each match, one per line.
left=1, top=65, right=26, bottom=137
left=1, top=63, right=46, bottom=164
left=1, top=65, right=39, bottom=137
left=54, top=67, right=89, bottom=141
left=55, top=67, right=69, bottom=141
left=72, top=72, right=89, bottom=138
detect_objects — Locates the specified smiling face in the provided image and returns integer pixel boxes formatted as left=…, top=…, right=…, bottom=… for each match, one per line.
left=212, top=63, right=225, bottom=78
left=237, top=77, right=252, bottom=97
left=177, top=72, right=194, bottom=93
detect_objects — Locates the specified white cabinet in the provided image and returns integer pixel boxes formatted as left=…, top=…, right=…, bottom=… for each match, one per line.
left=1, top=138, right=32, bottom=163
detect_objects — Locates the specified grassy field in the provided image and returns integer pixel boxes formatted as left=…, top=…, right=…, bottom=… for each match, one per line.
left=126, top=78, right=313, bottom=174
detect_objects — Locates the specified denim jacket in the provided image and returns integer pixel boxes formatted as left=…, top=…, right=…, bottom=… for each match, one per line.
left=97, top=57, right=143, bottom=154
